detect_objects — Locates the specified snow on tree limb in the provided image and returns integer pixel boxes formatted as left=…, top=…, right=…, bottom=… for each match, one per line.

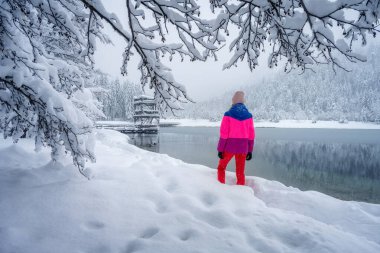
left=80, top=0, right=224, bottom=112
left=83, top=0, right=379, bottom=110
left=212, top=0, right=380, bottom=72
left=0, top=0, right=104, bottom=171
left=78, top=0, right=380, bottom=111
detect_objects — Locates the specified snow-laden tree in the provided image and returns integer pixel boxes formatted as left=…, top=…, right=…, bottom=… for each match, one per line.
left=82, top=0, right=380, bottom=107
left=102, top=79, right=143, bottom=120
left=80, top=0, right=224, bottom=112
left=211, top=0, right=380, bottom=72
left=1, top=0, right=379, bottom=170
left=211, top=0, right=380, bottom=71
left=0, top=0, right=107, bottom=172
left=88, top=70, right=143, bottom=120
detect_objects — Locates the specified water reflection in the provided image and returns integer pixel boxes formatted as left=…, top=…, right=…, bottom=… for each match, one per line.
left=128, top=133, right=159, bottom=153
left=253, top=140, right=380, bottom=203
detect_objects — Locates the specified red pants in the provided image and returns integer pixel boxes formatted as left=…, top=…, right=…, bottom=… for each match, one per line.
left=217, top=152, right=246, bottom=185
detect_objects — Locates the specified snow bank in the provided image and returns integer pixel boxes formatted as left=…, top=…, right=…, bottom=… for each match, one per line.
left=161, top=119, right=380, bottom=129
left=1, top=130, right=380, bottom=253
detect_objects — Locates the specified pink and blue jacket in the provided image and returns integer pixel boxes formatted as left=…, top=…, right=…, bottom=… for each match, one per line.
left=217, top=103, right=255, bottom=154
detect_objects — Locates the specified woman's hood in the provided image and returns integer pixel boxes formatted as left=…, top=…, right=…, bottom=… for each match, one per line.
left=224, top=103, right=252, bottom=121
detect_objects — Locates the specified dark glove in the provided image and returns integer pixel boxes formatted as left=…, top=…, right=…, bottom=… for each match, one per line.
left=218, top=152, right=223, bottom=159
left=246, top=152, right=252, bottom=161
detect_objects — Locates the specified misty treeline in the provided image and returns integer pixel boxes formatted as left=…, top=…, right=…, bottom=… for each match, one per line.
left=177, top=46, right=380, bottom=123
left=1, top=0, right=379, bottom=170
left=89, top=71, right=142, bottom=121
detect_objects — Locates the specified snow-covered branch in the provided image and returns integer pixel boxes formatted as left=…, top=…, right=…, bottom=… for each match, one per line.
left=81, top=0, right=379, bottom=111
left=212, top=0, right=380, bottom=72
left=0, top=0, right=104, bottom=171
left=80, top=0, right=224, bottom=112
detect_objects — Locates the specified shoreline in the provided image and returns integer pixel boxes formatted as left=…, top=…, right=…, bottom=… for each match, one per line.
left=96, top=119, right=380, bottom=129
left=160, top=119, right=380, bottom=129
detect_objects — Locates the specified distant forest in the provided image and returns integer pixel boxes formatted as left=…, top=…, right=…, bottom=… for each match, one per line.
left=89, top=71, right=142, bottom=121
left=175, top=47, right=380, bottom=123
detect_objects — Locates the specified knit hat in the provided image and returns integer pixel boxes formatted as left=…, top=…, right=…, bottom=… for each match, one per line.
left=232, top=91, right=245, bottom=105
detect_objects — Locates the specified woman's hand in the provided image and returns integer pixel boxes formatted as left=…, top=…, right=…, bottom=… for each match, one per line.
left=246, top=152, right=252, bottom=161
left=218, top=152, right=224, bottom=159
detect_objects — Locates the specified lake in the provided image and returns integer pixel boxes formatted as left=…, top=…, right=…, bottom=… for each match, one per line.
left=128, top=127, right=380, bottom=204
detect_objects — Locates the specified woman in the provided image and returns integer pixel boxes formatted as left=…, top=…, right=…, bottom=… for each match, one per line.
left=217, top=91, right=255, bottom=185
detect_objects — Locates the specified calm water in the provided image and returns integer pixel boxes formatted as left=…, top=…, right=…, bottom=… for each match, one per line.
left=128, top=127, right=380, bottom=203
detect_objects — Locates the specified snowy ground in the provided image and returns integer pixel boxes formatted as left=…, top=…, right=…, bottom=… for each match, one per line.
left=160, top=119, right=380, bottom=129
left=1, top=129, right=380, bottom=253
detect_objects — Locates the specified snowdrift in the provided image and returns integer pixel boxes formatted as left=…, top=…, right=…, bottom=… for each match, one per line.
left=0, top=130, right=379, bottom=253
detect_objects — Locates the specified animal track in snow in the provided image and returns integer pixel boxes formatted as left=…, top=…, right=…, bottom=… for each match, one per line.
left=140, top=227, right=160, bottom=239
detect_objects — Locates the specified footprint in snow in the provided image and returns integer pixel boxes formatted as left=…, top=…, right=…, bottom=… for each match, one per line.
left=178, top=229, right=199, bottom=241
left=153, top=170, right=162, bottom=178
left=234, top=208, right=252, bottom=218
left=154, top=201, right=169, bottom=213
left=197, top=209, right=231, bottom=229
left=125, top=239, right=144, bottom=253
left=163, top=179, right=179, bottom=193
left=147, top=197, right=169, bottom=214
left=200, top=191, right=218, bottom=207
left=140, top=227, right=160, bottom=239
left=86, top=244, right=111, bottom=253
left=145, top=192, right=171, bottom=214
left=84, top=220, right=105, bottom=230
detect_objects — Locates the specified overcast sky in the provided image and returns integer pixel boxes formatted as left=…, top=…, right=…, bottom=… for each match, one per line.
left=93, top=0, right=279, bottom=102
